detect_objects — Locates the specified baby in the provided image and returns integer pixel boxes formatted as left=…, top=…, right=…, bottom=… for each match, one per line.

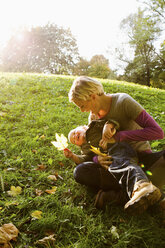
left=63, top=120, right=117, bottom=166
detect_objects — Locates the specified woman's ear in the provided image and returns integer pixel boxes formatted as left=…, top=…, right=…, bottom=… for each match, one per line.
left=90, top=94, right=96, bottom=100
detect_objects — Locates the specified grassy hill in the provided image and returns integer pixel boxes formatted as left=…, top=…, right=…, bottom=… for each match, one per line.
left=0, top=72, right=165, bottom=247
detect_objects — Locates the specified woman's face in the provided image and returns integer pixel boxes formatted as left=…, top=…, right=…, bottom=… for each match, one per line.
left=74, top=95, right=100, bottom=115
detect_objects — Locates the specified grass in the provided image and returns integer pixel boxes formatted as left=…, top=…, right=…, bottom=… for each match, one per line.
left=0, top=72, right=165, bottom=248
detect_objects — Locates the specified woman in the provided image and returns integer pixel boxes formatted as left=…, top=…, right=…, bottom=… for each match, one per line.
left=68, top=76, right=165, bottom=213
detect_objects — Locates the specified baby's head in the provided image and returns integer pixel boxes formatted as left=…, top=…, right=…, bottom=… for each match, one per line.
left=68, top=125, right=88, bottom=146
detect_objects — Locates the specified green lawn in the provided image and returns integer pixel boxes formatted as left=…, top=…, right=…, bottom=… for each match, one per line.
left=0, top=72, right=165, bottom=248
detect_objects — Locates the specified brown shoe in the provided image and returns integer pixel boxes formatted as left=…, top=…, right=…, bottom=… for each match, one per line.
left=95, top=189, right=127, bottom=210
left=124, top=181, right=161, bottom=215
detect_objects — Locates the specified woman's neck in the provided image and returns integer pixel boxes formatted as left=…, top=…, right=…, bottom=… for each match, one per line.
left=98, top=94, right=112, bottom=118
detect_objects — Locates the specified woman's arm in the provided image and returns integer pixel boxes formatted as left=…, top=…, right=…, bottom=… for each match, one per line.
left=114, top=109, right=164, bottom=142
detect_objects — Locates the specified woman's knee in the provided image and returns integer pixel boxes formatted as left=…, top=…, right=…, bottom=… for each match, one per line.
left=73, top=163, right=88, bottom=183
left=73, top=165, right=82, bottom=183
left=73, top=162, right=100, bottom=186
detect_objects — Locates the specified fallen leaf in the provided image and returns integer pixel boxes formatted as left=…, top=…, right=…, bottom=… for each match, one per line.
left=51, top=133, right=68, bottom=150
left=5, top=201, right=19, bottom=207
left=40, top=135, right=45, bottom=139
left=31, top=149, right=37, bottom=154
left=35, top=189, right=43, bottom=196
left=31, top=210, right=43, bottom=219
left=110, top=225, right=119, bottom=239
left=90, top=145, right=107, bottom=157
left=45, top=186, right=57, bottom=194
left=0, top=223, right=19, bottom=247
left=0, top=112, right=7, bottom=117
left=47, top=175, right=57, bottom=181
left=35, top=234, right=56, bottom=245
left=7, top=186, right=22, bottom=197
left=58, top=161, right=64, bottom=167
left=35, top=164, right=46, bottom=171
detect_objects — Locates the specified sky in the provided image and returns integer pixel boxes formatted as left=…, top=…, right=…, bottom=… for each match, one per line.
left=0, top=0, right=144, bottom=72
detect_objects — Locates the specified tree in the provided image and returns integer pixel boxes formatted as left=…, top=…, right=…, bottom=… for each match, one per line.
left=1, top=23, right=79, bottom=74
left=73, top=54, right=113, bottom=79
left=72, top=58, right=90, bottom=76
left=151, top=41, right=165, bottom=88
left=90, top=55, right=109, bottom=66
left=141, top=0, right=165, bottom=22
left=88, top=55, right=111, bottom=79
left=120, top=9, right=161, bottom=86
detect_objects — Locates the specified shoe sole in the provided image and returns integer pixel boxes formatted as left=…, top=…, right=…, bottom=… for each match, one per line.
left=124, top=187, right=161, bottom=215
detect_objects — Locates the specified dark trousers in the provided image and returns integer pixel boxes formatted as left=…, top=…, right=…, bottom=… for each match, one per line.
left=73, top=142, right=165, bottom=198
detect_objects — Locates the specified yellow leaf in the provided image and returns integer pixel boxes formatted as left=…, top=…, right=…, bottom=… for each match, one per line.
left=40, top=135, right=45, bottom=139
left=90, top=145, right=107, bottom=157
left=45, top=186, right=57, bottom=194
left=35, top=234, right=56, bottom=245
left=51, top=133, right=68, bottom=150
left=0, top=223, right=19, bottom=245
left=110, top=225, right=119, bottom=239
left=34, top=164, right=46, bottom=171
left=5, top=201, right=19, bottom=207
left=7, top=186, right=22, bottom=197
left=31, top=210, right=43, bottom=219
left=0, top=112, right=7, bottom=117
left=47, top=175, right=57, bottom=181
left=35, top=189, right=43, bottom=196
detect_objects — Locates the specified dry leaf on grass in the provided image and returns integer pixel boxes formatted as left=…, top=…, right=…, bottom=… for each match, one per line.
left=35, top=189, right=44, bottom=196
left=58, top=161, right=64, bottom=167
left=47, top=175, right=57, bottom=181
left=39, top=135, right=45, bottom=139
left=35, top=234, right=56, bottom=245
left=7, top=186, right=22, bottom=197
left=31, top=210, right=43, bottom=219
left=0, top=223, right=19, bottom=247
left=0, top=112, right=7, bottom=117
left=35, top=164, right=46, bottom=171
left=45, top=186, right=57, bottom=194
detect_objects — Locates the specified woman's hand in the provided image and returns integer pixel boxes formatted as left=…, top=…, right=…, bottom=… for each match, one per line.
left=102, top=123, right=116, bottom=140
left=99, top=136, right=116, bottom=150
left=98, top=155, right=112, bottom=170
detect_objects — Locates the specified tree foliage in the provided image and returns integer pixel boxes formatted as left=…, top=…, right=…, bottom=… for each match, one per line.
left=120, top=2, right=165, bottom=88
left=1, top=23, right=79, bottom=74
left=73, top=54, right=114, bottom=79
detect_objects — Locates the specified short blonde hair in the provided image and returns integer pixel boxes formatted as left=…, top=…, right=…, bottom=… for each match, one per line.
left=68, top=76, right=104, bottom=102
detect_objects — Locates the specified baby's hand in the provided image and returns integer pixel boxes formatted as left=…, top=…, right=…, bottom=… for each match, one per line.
left=63, top=148, right=73, bottom=158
